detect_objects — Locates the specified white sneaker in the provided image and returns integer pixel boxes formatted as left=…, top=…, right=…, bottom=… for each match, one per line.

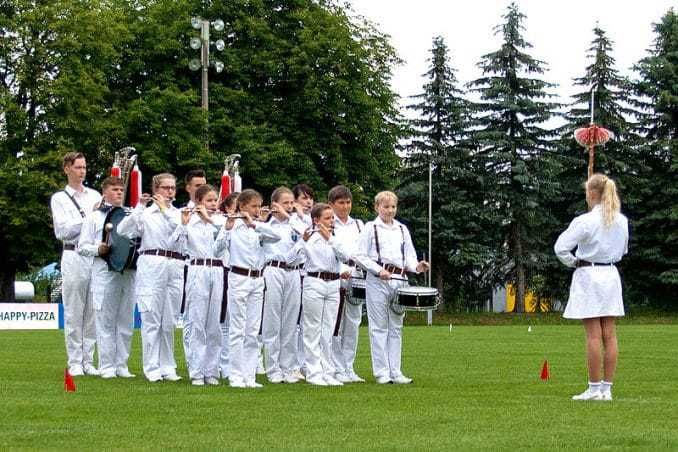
left=307, top=376, right=328, bottom=386
left=163, top=373, right=182, bottom=382
left=572, top=389, right=602, bottom=400
left=324, top=375, right=344, bottom=386
left=348, top=372, right=365, bottom=383
left=268, top=374, right=284, bottom=384
left=205, top=377, right=220, bottom=386
left=256, top=357, right=266, bottom=375
left=599, top=390, right=613, bottom=401
left=83, top=364, right=100, bottom=376
left=335, top=373, right=352, bottom=384
left=68, top=366, right=84, bottom=377
left=100, top=371, right=117, bottom=379
left=247, top=381, right=263, bottom=388
left=292, top=369, right=306, bottom=381
left=283, top=374, right=300, bottom=384
left=116, top=369, right=136, bottom=378
left=392, top=375, right=413, bottom=384
left=147, top=373, right=163, bottom=383
left=375, top=376, right=392, bottom=384
left=229, top=379, right=247, bottom=388
left=191, top=378, right=205, bottom=386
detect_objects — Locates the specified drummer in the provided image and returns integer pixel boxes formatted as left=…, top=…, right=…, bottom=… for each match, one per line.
left=77, top=177, right=136, bottom=378
left=355, top=191, right=429, bottom=384
left=328, top=185, right=366, bottom=383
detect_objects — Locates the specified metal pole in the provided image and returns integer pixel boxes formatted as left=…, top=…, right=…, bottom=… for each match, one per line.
left=200, top=20, right=210, bottom=149
left=427, top=159, right=433, bottom=326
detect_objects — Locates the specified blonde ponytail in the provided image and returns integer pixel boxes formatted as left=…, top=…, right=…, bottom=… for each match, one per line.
left=586, top=173, right=620, bottom=227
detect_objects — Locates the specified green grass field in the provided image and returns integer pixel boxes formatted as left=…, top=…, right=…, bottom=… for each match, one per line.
left=1, top=324, right=676, bottom=450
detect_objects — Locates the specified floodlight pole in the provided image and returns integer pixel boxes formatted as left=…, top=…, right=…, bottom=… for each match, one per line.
left=201, top=20, right=210, bottom=113
left=427, top=159, right=433, bottom=326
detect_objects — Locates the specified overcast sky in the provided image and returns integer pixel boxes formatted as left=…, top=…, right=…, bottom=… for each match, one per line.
left=349, top=0, right=675, bottom=114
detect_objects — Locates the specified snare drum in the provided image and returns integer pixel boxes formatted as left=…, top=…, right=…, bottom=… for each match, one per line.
left=349, top=278, right=366, bottom=306
left=390, top=286, right=440, bottom=314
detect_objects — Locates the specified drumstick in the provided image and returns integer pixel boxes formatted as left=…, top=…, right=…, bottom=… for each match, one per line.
left=103, top=223, right=114, bottom=244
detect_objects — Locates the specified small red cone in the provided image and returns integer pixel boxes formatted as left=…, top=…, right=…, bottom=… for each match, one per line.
left=540, top=360, right=549, bottom=381
left=64, top=368, right=76, bottom=392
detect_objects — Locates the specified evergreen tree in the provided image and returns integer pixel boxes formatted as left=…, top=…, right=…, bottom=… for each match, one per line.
left=631, top=9, right=678, bottom=309
left=468, top=2, right=561, bottom=312
left=399, top=35, right=492, bottom=310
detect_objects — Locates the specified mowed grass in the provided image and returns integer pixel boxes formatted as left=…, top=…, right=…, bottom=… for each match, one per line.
left=1, top=324, right=677, bottom=450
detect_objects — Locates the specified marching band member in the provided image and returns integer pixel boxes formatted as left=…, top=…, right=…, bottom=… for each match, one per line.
left=298, top=203, right=350, bottom=386
left=50, top=152, right=102, bottom=377
left=171, top=185, right=226, bottom=386
left=117, top=173, right=183, bottom=382
left=214, top=189, right=281, bottom=388
left=261, top=187, right=307, bottom=384
left=291, top=184, right=315, bottom=379
left=328, top=185, right=366, bottom=383
left=218, top=192, right=240, bottom=380
left=355, top=191, right=429, bottom=384
left=554, top=174, right=629, bottom=401
left=183, top=169, right=207, bottom=210
left=77, top=177, right=135, bottom=379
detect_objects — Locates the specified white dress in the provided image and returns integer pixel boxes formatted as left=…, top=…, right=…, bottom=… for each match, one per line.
left=554, top=205, right=629, bottom=319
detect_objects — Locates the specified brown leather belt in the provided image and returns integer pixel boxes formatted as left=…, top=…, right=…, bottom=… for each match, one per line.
left=63, top=244, right=76, bottom=251
left=142, top=249, right=186, bottom=260
left=267, top=260, right=302, bottom=271
left=576, top=260, right=614, bottom=268
left=307, top=271, right=340, bottom=281
left=230, top=266, right=263, bottom=278
left=190, top=258, right=224, bottom=267
left=377, top=261, right=406, bottom=276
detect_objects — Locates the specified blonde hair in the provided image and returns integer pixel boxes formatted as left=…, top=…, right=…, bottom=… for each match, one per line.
left=374, top=191, right=398, bottom=210
left=586, top=173, right=620, bottom=227
left=152, top=173, right=176, bottom=192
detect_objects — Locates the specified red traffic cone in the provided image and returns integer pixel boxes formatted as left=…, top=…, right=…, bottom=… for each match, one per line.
left=64, top=368, right=77, bottom=392
left=540, top=360, right=549, bottom=381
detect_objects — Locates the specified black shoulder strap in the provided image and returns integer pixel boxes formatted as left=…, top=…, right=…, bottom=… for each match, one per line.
left=356, top=220, right=362, bottom=233
left=399, top=225, right=405, bottom=267
left=62, top=190, right=86, bottom=218
left=373, top=224, right=381, bottom=262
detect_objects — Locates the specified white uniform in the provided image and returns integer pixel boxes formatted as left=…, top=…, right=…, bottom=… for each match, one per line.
left=295, top=213, right=313, bottom=372
left=299, top=232, right=349, bottom=383
left=331, top=216, right=364, bottom=379
left=554, top=204, right=629, bottom=319
left=214, top=219, right=280, bottom=387
left=261, top=215, right=306, bottom=381
left=78, top=206, right=135, bottom=378
left=171, top=214, right=226, bottom=380
left=219, top=248, right=230, bottom=379
left=180, top=200, right=196, bottom=371
left=50, top=185, right=101, bottom=372
left=117, top=203, right=183, bottom=381
left=355, top=217, right=420, bottom=381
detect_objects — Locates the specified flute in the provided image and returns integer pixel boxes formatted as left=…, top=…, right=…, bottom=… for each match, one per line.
left=184, top=208, right=248, bottom=219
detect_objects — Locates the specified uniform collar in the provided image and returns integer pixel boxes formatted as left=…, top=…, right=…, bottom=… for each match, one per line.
left=64, top=185, right=88, bottom=196
left=375, top=216, right=400, bottom=229
left=591, top=204, right=602, bottom=212
left=335, top=216, right=354, bottom=227
left=270, top=215, right=289, bottom=225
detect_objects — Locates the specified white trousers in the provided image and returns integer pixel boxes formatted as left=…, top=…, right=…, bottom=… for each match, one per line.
left=136, top=254, right=183, bottom=380
left=91, top=263, right=135, bottom=376
left=302, top=277, right=340, bottom=381
left=331, top=278, right=362, bottom=375
left=295, top=275, right=305, bottom=371
left=61, top=250, right=96, bottom=369
left=365, top=274, right=406, bottom=379
left=185, top=265, right=223, bottom=380
left=228, top=272, right=265, bottom=385
left=262, top=267, right=301, bottom=378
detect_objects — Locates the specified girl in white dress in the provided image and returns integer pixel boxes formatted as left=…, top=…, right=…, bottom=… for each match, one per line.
left=554, top=174, right=629, bottom=401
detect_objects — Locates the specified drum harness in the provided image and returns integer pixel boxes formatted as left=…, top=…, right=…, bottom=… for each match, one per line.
left=60, top=190, right=87, bottom=251
left=373, top=224, right=407, bottom=278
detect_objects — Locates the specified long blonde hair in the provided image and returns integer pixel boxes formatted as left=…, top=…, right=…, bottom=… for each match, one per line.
left=586, top=173, right=620, bottom=227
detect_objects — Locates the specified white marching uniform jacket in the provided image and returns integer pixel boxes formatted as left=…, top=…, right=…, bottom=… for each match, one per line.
left=50, top=185, right=101, bottom=370
left=354, top=217, right=421, bottom=380
left=554, top=204, right=629, bottom=319
left=214, top=219, right=281, bottom=386
left=298, top=232, right=350, bottom=381
left=78, top=205, right=135, bottom=377
left=260, top=215, right=306, bottom=379
left=171, top=214, right=226, bottom=380
left=117, top=203, right=184, bottom=380
left=331, top=216, right=365, bottom=378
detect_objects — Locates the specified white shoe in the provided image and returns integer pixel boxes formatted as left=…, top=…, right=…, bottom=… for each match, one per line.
left=572, top=389, right=602, bottom=400
left=191, top=378, right=205, bottom=386
left=348, top=372, right=365, bottom=383
left=163, top=373, right=182, bottom=382
left=376, top=376, right=392, bottom=384
left=256, top=357, right=266, bottom=375
left=205, top=377, right=220, bottom=386
left=83, top=364, right=100, bottom=376
left=392, top=375, right=413, bottom=385
left=100, top=371, right=117, bottom=379
left=68, top=366, right=84, bottom=377
left=283, top=374, right=300, bottom=384
left=292, top=369, right=306, bottom=381
left=324, top=375, right=344, bottom=386
left=229, top=379, right=247, bottom=388
left=247, top=381, right=263, bottom=388
left=307, top=376, right=328, bottom=386
left=268, top=374, right=284, bottom=384
left=335, top=373, right=352, bottom=384
left=116, top=369, right=136, bottom=378
left=599, top=390, right=613, bottom=401
left=147, top=374, right=163, bottom=383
